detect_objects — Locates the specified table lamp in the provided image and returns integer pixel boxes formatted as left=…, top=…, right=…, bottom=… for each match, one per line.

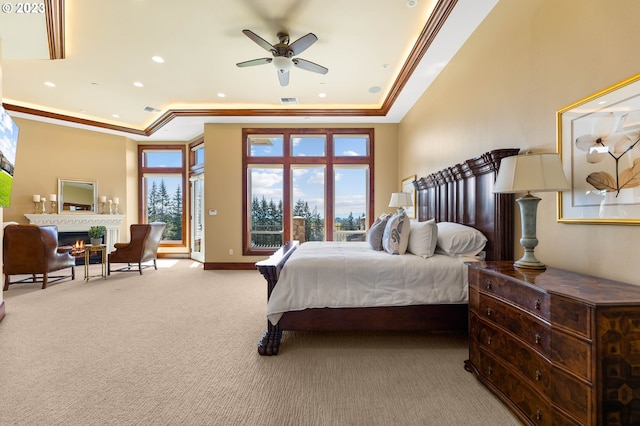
left=388, top=192, right=413, bottom=214
left=493, top=152, right=569, bottom=270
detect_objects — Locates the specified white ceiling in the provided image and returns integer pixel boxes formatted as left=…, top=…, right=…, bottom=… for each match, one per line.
left=0, top=0, right=498, bottom=141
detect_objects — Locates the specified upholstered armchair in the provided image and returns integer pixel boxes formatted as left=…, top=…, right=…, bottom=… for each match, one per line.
left=3, top=224, right=76, bottom=290
left=108, top=222, right=166, bottom=275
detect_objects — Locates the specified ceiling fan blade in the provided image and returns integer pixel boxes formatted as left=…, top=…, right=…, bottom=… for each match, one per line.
left=236, top=58, right=272, bottom=68
left=242, top=29, right=275, bottom=53
left=278, top=70, right=290, bottom=87
left=288, top=33, right=318, bottom=56
left=292, top=58, right=328, bottom=75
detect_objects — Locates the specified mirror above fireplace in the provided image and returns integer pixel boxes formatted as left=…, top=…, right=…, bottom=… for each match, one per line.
left=58, top=179, right=98, bottom=213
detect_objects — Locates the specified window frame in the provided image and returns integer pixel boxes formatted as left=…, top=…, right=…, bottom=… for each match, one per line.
left=242, top=128, right=374, bottom=256
left=138, top=144, right=187, bottom=247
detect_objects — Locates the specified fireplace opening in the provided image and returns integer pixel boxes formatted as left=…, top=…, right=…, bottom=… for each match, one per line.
left=58, top=231, right=104, bottom=265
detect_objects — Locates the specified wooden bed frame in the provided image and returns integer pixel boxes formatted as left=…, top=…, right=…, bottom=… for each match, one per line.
left=255, top=148, right=519, bottom=355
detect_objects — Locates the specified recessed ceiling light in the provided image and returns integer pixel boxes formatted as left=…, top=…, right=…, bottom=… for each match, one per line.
left=406, top=0, right=418, bottom=7
left=382, top=64, right=390, bottom=70
left=112, top=114, right=120, bottom=118
left=598, top=100, right=607, bottom=105
left=133, top=81, right=144, bottom=87
left=152, top=56, right=165, bottom=63
left=318, top=93, right=327, bottom=98
left=217, top=93, right=226, bottom=98
left=44, top=81, right=56, bottom=87
left=369, top=86, right=382, bottom=93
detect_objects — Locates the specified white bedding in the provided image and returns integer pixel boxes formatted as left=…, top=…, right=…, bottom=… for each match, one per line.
left=266, top=241, right=471, bottom=325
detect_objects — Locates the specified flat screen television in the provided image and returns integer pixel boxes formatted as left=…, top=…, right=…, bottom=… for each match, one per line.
left=0, top=105, right=19, bottom=207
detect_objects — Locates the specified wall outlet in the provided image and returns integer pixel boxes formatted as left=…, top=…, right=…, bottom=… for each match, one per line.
left=228, top=249, right=233, bottom=255
left=208, top=209, right=217, bottom=216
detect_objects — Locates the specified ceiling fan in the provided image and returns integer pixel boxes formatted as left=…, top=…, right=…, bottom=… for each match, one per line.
left=236, top=29, right=329, bottom=87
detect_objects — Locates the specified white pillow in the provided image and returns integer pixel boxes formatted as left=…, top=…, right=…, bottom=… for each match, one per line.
left=407, top=219, right=437, bottom=258
left=382, top=212, right=410, bottom=255
left=435, top=222, right=487, bottom=257
left=368, top=213, right=391, bottom=251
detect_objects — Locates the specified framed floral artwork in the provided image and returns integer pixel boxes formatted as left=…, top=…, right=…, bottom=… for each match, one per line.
left=402, top=175, right=417, bottom=219
left=557, top=73, right=640, bottom=224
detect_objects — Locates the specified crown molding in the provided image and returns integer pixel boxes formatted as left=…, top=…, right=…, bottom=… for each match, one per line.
left=6, top=0, right=456, bottom=137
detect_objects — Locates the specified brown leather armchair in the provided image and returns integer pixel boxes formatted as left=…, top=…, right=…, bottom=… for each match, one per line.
left=3, top=224, right=76, bottom=290
left=108, top=222, right=166, bottom=275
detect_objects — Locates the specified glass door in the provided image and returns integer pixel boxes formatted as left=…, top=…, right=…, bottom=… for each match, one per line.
left=190, top=174, right=204, bottom=262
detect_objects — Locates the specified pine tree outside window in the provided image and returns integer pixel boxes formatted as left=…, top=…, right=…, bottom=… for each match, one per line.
left=139, top=145, right=186, bottom=246
left=243, top=128, right=374, bottom=255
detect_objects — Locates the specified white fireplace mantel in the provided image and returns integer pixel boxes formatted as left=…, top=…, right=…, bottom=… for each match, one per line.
left=24, top=214, right=123, bottom=252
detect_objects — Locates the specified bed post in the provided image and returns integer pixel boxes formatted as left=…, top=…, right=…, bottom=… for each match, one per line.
left=255, top=241, right=299, bottom=355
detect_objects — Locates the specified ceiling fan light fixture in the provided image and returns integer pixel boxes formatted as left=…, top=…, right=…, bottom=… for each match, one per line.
left=272, top=56, right=293, bottom=73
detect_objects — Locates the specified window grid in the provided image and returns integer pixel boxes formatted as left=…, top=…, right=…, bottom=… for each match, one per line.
left=242, top=128, right=374, bottom=255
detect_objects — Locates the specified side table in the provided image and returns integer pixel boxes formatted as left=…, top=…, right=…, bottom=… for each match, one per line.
left=84, top=244, right=108, bottom=280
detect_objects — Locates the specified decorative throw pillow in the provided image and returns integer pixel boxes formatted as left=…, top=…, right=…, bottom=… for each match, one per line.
left=368, top=213, right=391, bottom=251
left=435, top=222, right=487, bottom=257
left=407, top=219, right=438, bottom=258
left=382, top=212, right=410, bottom=255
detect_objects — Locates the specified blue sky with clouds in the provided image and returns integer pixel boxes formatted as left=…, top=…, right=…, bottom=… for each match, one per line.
left=0, top=107, right=19, bottom=167
left=250, top=135, right=368, bottom=219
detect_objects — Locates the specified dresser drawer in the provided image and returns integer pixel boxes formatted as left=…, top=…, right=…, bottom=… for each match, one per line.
left=479, top=349, right=552, bottom=426
left=550, top=328, right=592, bottom=381
left=551, top=295, right=592, bottom=338
left=471, top=268, right=550, bottom=321
left=476, top=319, right=551, bottom=394
left=479, top=293, right=551, bottom=353
left=550, top=367, right=592, bottom=425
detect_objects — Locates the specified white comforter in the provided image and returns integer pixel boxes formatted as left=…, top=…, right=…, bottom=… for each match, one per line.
left=266, top=241, right=471, bottom=325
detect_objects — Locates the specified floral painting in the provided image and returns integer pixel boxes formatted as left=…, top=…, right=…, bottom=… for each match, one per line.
left=558, top=73, right=640, bottom=223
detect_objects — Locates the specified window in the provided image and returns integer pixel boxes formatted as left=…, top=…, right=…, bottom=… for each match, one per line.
left=243, top=128, right=374, bottom=255
left=139, top=145, right=187, bottom=246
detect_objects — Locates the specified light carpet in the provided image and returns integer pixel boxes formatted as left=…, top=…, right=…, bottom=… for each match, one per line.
left=0, top=260, right=520, bottom=425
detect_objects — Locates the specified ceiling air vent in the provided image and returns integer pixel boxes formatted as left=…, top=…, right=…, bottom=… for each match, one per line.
left=143, top=106, right=161, bottom=113
left=280, top=97, right=298, bottom=105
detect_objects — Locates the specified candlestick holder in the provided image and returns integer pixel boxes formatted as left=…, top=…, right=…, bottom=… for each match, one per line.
left=100, top=202, right=107, bottom=214
left=112, top=203, right=119, bottom=214
left=49, top=200, right=57, bottom=214
left=40, top=199, right=46, bottom=214
left=33, top=201, right=40, bottom=214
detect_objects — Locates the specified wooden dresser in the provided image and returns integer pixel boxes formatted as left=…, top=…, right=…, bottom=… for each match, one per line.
left=466, top=261, right=640, bottom=426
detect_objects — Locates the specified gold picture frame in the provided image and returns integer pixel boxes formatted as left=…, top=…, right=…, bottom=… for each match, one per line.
left=557, top=72, right=640, bottom=224
left=402, top=175, right=417, bottom=219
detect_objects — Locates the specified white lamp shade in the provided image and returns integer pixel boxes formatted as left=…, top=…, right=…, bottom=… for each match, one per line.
left=388, top=192, right=413, bottom=208
left=493, top=153, right=570, bottom=194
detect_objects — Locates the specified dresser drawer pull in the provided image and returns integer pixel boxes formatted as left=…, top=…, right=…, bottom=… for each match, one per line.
left=487, top=366, right=493, bottom=375
left=535, top=333, right=541, bottom=344
left=487, top=336, right=492, bottom=345
left=486, top=280, right=492, bottom=290
left=534, top=299, right=541, bottom=310
left=535, top=369, right=542, bottom=381
left=486, top=308, right=492, bottom=317
left=536, top=410, right=543, bottom=421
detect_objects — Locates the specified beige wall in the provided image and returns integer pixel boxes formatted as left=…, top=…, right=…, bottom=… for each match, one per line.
left=399, top=0, right=640, bottom=284
left=3, top=118, right=131, bottom=238
left=204, top=123, right=399, bottom=263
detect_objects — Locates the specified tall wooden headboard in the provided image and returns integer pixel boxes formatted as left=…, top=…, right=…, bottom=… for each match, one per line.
left=414, top=148, right=519, bottom=261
